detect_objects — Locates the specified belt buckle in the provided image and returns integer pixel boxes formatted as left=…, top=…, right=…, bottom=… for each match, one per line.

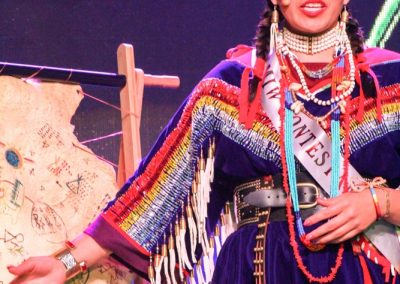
left=297, top=182, right=319, bottom=209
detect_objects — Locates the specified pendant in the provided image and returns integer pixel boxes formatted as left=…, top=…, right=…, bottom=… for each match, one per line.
left=301, top=235, right=326, bottom=252
left=303, top=64, right=334, bottom=79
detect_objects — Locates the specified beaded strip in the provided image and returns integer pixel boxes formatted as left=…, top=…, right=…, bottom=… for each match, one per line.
left=330, top=105, right=341, bottom=197
left=253, top=209, right=270, bottom=284
left=284, top=88, right=341, bottom=237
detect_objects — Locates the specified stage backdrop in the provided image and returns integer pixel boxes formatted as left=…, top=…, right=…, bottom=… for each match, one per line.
left=0, top=1, right=399, bottom=283
left=0, top=1, right=398, bottom=170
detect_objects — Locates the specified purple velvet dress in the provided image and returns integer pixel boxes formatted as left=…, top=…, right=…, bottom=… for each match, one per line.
left=86, top=47, right=400, bottom=283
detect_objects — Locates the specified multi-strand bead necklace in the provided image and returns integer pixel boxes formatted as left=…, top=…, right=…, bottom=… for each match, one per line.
left=281, top=24, right=356, bottom=107
left=275, top=11, right=355, bottom=283
left=283, top=24, right=338, bottom=55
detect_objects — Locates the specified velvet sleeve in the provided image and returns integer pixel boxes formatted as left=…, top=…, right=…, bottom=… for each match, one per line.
left=348, top=48, right=400, bottom=187
left=84, top=59, right=248, bottom=276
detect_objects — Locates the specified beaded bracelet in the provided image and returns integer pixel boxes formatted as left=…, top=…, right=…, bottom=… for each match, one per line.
left=368, top=186, right=382, bottom=220
left=53, top=241, right=87, bottom=279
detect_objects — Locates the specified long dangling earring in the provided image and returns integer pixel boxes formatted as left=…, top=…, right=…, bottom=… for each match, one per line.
left=340, top=5, right=349, bottom=24
left=337, top=5, right=349, bottom=53
left=269, top=5, right=280, bottom=56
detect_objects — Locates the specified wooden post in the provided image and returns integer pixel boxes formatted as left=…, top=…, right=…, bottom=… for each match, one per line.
left=117, top=44, right=143, bottom=183
left=116, top=43, right=180, bottom=186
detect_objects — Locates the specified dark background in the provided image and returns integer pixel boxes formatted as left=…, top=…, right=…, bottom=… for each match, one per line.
left=1, top=1, right=399, bottom=170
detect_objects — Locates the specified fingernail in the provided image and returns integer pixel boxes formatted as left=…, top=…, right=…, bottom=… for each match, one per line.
left=303, top=219, right=310, bottom=226
left=306, top=234, right=312, bottom=240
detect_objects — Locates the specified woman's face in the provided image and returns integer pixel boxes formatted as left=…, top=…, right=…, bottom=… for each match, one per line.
left=271, top=0, right=350, bottom=35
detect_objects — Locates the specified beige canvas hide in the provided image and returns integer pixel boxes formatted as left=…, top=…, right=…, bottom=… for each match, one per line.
left=0, top=76, right=133, bottom=283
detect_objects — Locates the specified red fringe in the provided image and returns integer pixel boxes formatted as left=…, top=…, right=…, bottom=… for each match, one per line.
left=246, top=81, right=262, bottom=129
left=354, top=234, right=394, bottom=283
left=358, top=253, right=374, bottom=284
left=239, top=67, right=251, bottom=125
left=239, top=58, right=266, bottom=129
left=356, top=55, right=383, bottom=122
left=354, top=68, right=366, bottom=123
left=341, top=97, right=351, bottom=192
left=345, top=83, right=400, bottom=124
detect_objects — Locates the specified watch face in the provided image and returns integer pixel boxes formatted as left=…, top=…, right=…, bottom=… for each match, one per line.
left=58, top=251, right=77, bottom=270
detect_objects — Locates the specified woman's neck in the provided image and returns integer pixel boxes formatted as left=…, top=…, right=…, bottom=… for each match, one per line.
left=293, top=47, right=335, bottom=63
left=282, top=23, right=338, bottom=63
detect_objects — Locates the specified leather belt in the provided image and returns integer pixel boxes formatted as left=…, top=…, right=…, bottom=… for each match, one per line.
left=234, top=173, right=323, bottom=227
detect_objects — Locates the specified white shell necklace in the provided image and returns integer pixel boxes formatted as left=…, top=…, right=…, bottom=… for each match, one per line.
left=278, top=27, right=356, bottom=106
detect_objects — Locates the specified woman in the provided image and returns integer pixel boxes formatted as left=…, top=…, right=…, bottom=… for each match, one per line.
left=8, top=0, right=400, bottom=283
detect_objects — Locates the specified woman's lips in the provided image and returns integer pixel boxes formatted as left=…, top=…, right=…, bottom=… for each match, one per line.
left=300, top=1, right=327, bottom=17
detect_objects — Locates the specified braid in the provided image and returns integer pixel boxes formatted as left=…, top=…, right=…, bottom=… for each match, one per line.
left=344, top=13, right=376, bottom=97
left=346, top=14, right=365, bottom=55
left=254, top=7, right=273, bottom=59
left=250, top=2, right=278, bottom=100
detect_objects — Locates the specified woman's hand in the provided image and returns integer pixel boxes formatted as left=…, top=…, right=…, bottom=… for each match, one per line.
left=303, top=190, right=377, bottom=244
left=7, top=234, right=110, bottom=284
left=8, top=256, right=66, bottom=284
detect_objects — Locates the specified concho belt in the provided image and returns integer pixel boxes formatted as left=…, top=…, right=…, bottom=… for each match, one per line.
left=234, top=172, right=323, bottom=284
left=234, top=172, right=323, bottom=228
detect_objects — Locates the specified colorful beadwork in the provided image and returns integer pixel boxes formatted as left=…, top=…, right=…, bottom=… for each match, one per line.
left=278, top=19, right=354, bottom=281
left=100, top=69, right=400, bottom=283
left=103, top=78, right=281, bottom=251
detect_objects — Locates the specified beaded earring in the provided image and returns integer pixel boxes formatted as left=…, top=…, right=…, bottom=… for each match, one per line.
left=341, top=5, right=349, bottom=24
left=269, top=5, right=279, bottom=56
left=337, top=5, right=349, bottom=54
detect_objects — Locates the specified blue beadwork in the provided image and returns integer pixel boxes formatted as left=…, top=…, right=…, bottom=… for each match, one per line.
left=284, top=88, right=343, bottom=238
left=284, top=88, right=305, bottom=237
left=330, top=105, right=341, bottom=198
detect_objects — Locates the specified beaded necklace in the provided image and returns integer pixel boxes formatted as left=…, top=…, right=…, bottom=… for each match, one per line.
left=276, top=14, right=354, bottom=283
left=279, top=81, right=347, bottom=283
left=280, top=44, right=356, bottom=106
left=283, top=24, right=338, bottom=55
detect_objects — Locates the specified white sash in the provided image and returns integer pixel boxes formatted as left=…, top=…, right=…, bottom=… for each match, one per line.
left=259, top=51, right=400, bottom=272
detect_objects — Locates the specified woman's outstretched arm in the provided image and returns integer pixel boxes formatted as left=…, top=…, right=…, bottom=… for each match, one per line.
left=8, top=233, right=110, bottom=284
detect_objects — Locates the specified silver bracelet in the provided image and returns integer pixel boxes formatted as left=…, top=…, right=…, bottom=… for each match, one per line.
left=53, top=241, right=87, bottom=279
